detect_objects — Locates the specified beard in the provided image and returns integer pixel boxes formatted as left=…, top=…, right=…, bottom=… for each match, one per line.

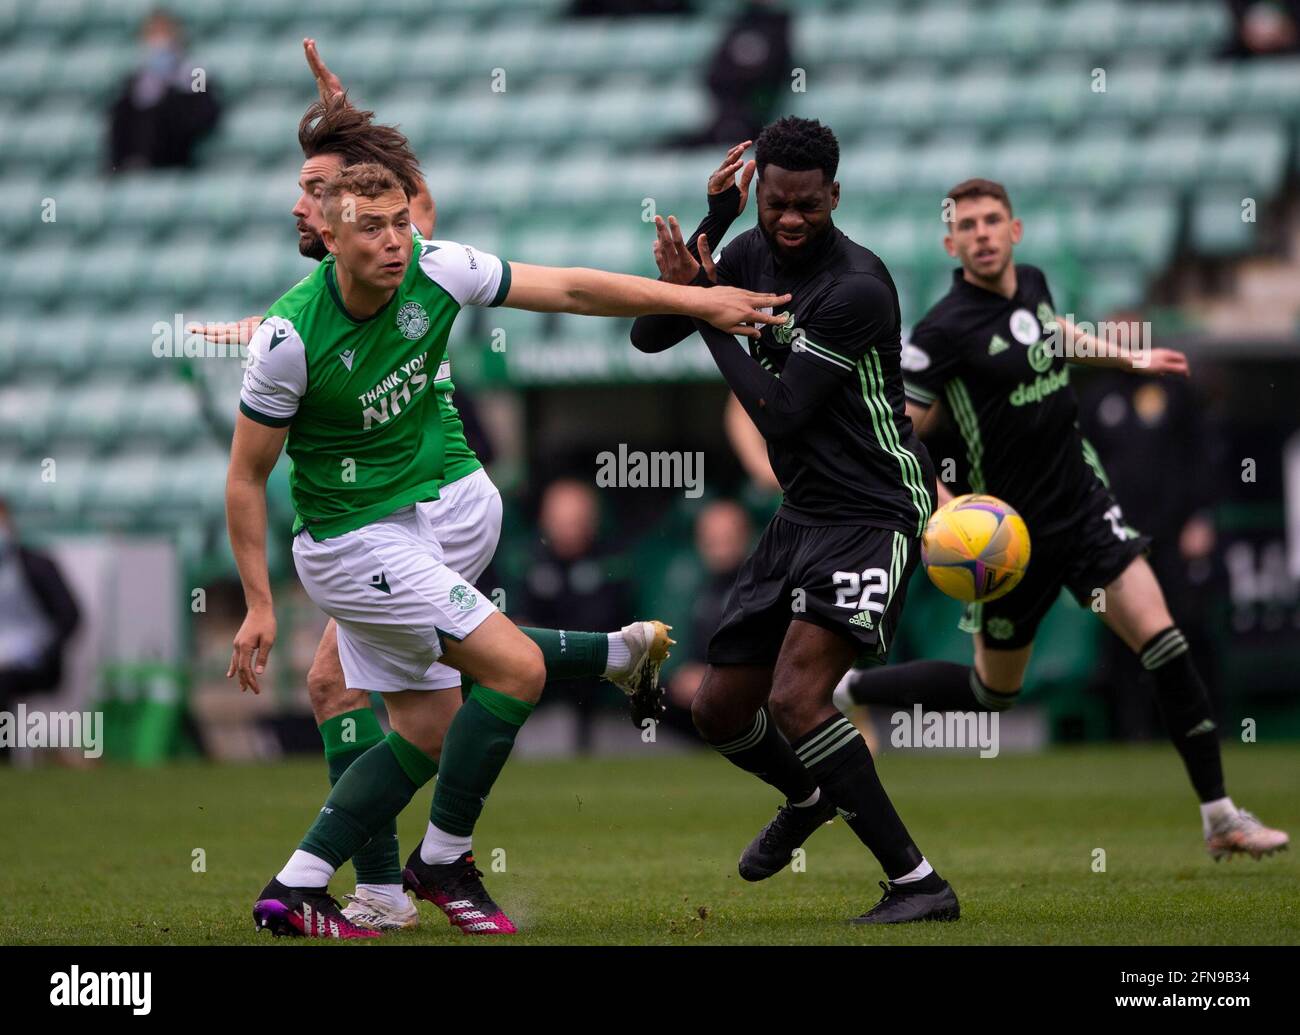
left=759, top=220, right=831, bottom=267
left=298, top=230, right=329, bottom=262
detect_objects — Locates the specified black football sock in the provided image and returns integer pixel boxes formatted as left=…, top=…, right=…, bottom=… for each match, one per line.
left=1141, top=627, right=1225, bottom=802
left=708, top=708, right=818, bottom=804
left=792, top=714, right=933, bottom=884
left=844, top=660, right=1020, bottom=712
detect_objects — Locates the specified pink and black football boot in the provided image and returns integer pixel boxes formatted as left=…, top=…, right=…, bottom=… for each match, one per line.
left=252, top=878, right=382, bottom=939
left=403, top=848, right=517, bottom=935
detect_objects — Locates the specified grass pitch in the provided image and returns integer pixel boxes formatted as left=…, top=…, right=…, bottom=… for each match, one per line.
left=1, top=744, right=1295, bottom=945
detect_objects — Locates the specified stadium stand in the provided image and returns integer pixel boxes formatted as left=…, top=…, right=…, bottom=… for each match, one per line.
left=2, top=0, right=1298, bottom=541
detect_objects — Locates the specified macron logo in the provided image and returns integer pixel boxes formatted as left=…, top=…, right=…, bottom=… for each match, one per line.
left=50, top=967, right=151, bottom=1015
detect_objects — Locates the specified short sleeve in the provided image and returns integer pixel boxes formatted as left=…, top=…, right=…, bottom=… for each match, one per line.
left=417, top=238, right=511, bottom=308
left=901, top=314, right=965, bottom=407
left=239, top=316, right=307, bottom=427
left=790, top=273, right=897, bottom=378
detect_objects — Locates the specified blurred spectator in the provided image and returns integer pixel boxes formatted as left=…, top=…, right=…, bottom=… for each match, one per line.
left=516, top=479, right=634, bottom=753
left=0, top=499, right=81, bottom=741
left=569, top=0, right=691, bottom=15
left=662, top=500, right=753, bottom=738
left=1224, top=1, right=1300, bottom=56
left=1076, top=364, right=1224, bottom=739
left=675, top=1, right=793, bottom=148
left=108, top=9, right=221, bottom=172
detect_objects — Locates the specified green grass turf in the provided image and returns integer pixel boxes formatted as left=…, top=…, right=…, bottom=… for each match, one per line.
left=0, top=744, right=1295, bottom=945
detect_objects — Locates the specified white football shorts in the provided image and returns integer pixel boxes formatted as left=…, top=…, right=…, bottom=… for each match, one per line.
left=293, top=467, right=503, bottom=692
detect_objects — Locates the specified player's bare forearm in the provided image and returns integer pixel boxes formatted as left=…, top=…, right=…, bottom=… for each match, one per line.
left=225, top=473, right=274, bottom=611
left=225, top=415, right=289, bottom=611
left=507, top=264, right=697, bottom=317
left=1056, top=318, right=1189, bottom=376
left=505, top=264, right=789, bottom=336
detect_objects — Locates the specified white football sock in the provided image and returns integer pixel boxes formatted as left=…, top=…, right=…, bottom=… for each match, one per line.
left=831, top=671, right=855, bottom=714
left=277, top=850, right=335, bottom=890
left=891, top=858, right=934, bottom=884
left=604, top=632, right=632, bottom=675
left=356, top=883, right=409, bottom=909
left=1200, top=796, right=1237, bottom=836
left=792, top=788, right=822, bottom=809
left=420, top=821, right=473, bottom=865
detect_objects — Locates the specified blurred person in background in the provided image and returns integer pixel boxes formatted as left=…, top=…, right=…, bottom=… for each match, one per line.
left=1224, top=1, right=1300, bottom=55
left=662, top=500, right=753, bottom=738
left=516, top=479, right=635, bottom=753
left=569, top=0, right=691, bottom=15
left=1076, top=355, right=1223, bottom=740
left=107, top=8, right=221, bottom=172
left=674, top=1, right=793, bottom=148
left=0, top=499, right=81, bottom=756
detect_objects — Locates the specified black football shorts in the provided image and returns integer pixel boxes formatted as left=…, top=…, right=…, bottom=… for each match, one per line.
left=708, top=515, right=921, bottom=667
left=962, top=487, right=1151, bottom=650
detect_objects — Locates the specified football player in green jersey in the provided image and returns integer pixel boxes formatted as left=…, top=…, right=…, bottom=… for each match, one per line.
left=203, top=73, right=686, bottom=932
left=201, top=42, right=692, bottom=932
left=229, top=162, right=790, bottom=937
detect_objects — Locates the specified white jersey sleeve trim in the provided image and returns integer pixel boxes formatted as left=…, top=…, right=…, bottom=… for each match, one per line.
left=239, top=316, right=307, bottom=426
left=416, top=239, right=509, bottom=308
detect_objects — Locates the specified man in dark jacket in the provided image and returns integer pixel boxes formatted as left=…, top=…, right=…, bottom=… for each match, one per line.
left=0, top=499, right=81, bottom=722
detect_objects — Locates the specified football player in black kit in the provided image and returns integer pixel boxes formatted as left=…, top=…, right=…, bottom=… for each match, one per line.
left=631, top=118, right=959, bottom=924
left=837, top=178, right=1288, bottom=862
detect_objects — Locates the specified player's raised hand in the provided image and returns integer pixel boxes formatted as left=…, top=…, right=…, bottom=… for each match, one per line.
left=708, top=140, right=757, bottom=216
left=652, top=215, right=702, bottom=285
left=228, top=607, right=276, bottom=694
left=1142, top=347, right=1190, bottom=377
left=186, top=315, right=263, bottom=347
left=304, top=38, right=345, bottom=103
left=698, top=234, right=718, bottom=282
left=694, top=287, right=792, bottom=339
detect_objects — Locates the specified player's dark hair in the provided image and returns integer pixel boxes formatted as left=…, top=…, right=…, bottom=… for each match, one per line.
left=298, top=94, right=422, bottom=200
left=320, top=162, right=405, bottom=223
left=945, top=178, right=1014, bottom=218
left=755, top=116, right=839, bottom=182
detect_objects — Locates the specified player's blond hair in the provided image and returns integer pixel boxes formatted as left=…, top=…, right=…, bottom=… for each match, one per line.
left=320, top=162, right=406, bottom=225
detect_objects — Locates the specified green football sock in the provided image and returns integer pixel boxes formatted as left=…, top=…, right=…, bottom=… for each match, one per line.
left=319, top=708, right=415, bottom=886
left=428, top=684, right=534, bottom=837
left=518, top=627, right=609, bottom=680
left=300, top=730, right=438, bottom=870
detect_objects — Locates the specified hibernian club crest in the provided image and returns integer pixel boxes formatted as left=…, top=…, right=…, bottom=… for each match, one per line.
left=396, top=301, right=429, bottom=340
left=449, top=584, right=478, bottom=611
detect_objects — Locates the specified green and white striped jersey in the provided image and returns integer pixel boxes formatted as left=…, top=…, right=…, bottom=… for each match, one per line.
left=239, top=238, right=510, bottom=540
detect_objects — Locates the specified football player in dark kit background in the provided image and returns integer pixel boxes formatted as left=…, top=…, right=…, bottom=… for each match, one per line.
left=837, top=178, right=1288, bottom=862
left=631, top=118, right=959, bottom=924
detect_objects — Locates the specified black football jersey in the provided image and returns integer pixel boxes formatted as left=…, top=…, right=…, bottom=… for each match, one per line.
left=902, top=265, right=1107, bottom=536
left=715, top=225, right=935, bottom=535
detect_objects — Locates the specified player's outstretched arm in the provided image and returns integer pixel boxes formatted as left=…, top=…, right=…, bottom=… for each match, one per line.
left=1055, top=316, right=1189, bottom=376
left=504, top=263, right=788, bottom=337
left=225, top=413, right=289, bottom=695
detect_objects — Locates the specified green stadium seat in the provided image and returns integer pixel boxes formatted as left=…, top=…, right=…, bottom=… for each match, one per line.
left=1190, top=189, right=1258, bottom=255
